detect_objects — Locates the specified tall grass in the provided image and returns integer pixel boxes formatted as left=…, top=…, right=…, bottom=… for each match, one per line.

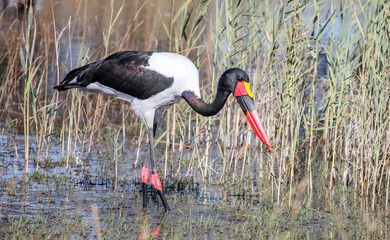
left=0, top=0, right=389, bottom=211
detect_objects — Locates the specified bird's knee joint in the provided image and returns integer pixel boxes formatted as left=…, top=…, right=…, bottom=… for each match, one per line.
left=141, top=166, right=150, bottom=184
left=151, top=170, right=163, bottom=191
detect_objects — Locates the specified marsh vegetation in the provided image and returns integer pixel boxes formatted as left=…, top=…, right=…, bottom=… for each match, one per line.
left=0, top=0, right=389, bottom=238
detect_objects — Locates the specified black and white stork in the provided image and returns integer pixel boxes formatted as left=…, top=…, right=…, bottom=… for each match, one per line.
left=54, top=51, right=272, bottom=211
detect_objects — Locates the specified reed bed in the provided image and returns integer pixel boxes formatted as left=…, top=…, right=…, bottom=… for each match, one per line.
left=0, top=0, right=389, bottom=213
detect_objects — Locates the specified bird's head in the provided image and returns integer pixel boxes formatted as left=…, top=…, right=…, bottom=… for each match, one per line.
left=218, top=68, right=250, bottom=93
left=220, top=68, right=273, bottom=152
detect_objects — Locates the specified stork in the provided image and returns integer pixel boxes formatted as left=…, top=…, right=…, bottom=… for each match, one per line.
left=54, top=51, right=272, bottom=211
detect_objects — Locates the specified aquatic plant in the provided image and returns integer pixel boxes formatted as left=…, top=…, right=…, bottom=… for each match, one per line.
left=0, top=0, right=389, bottom=214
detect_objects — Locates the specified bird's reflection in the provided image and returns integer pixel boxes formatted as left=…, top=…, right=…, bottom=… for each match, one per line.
left=138, top=210, right=168, bottom=239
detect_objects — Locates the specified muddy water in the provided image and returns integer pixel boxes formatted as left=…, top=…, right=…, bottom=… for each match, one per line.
left=1, top=0, right=388, bottom=239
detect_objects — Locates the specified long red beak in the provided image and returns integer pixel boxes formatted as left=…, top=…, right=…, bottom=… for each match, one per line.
left=234, top=81, right=272, bottom=152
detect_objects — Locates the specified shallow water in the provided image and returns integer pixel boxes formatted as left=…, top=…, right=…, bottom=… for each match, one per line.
left=1, top=131, right=389, bottom=239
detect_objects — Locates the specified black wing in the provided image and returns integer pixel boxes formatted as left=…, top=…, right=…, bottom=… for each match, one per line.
left=54, top=51, right=174, bottom=100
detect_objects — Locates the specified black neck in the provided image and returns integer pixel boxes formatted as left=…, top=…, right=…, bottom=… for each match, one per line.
left=181, top=87, right=230, bottom=117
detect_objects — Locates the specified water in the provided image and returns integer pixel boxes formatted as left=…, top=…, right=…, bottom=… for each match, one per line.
left=1, top=132, right=387, bottom=238
left=1, top=0, right=389, bottom=239
left=0, top=131, right=251, bottom=238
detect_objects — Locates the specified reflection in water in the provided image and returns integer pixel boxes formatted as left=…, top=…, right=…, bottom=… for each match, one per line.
left=91, top=203, right=103, bottom=240
left=139, top=211, right=161, bottom=239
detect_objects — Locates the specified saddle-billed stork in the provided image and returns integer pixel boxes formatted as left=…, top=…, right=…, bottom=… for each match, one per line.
left=54, top=51, right=272, bottom=211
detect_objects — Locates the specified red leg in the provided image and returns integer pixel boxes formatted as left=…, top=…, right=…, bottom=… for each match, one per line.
left=141, top=166, right=149, bottom=209
left=151, top=170, right=170, bottom=211
left=147, top=127, right=170, bottom=211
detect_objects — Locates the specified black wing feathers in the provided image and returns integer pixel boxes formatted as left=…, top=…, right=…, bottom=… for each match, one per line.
left=106, top=51, right=152, bottom=66
left=54, top=51, right=174, bottom=100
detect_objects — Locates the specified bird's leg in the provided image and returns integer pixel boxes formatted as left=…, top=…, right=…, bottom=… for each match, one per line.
left=141, top=166, right=149, bottom=209
left=148, top=128, right=170, bottom=211
left=141, top=130, right=151, bottom=209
